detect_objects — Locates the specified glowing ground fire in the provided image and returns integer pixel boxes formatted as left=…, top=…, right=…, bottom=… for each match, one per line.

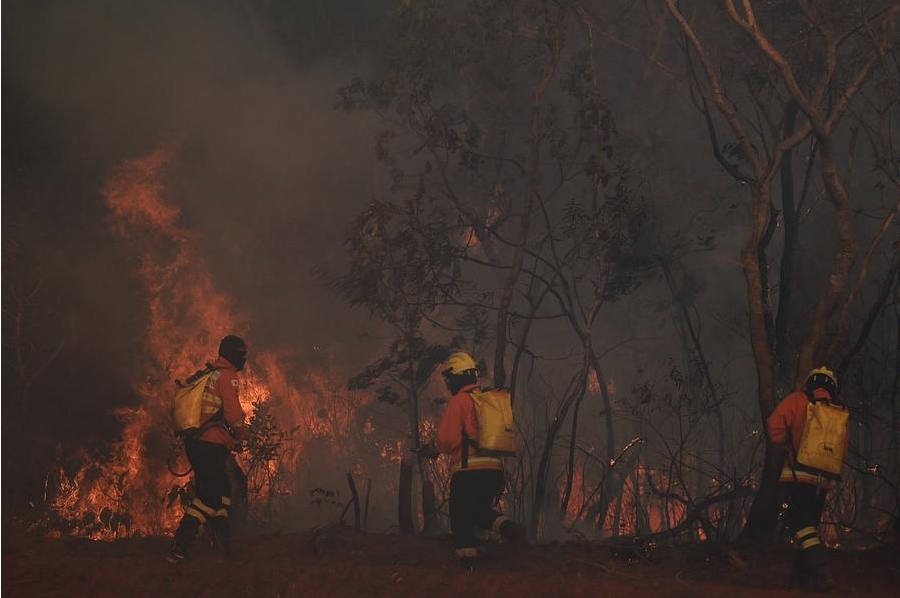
left=47, top=144, right=387, bottom=538
left=45, top=145, right=744, bottom=543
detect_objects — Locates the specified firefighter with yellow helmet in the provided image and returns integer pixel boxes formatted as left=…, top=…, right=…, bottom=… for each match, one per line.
left=421, top=351, right=526, bottom=564
left=767, top=366, right=848, bottom=591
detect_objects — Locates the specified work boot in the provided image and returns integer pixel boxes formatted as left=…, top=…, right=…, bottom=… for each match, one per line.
left=787, top=550, right=807, bottom=589
left=455, top=546, right=479, bottom=568
left=804, top=544, right=836, bottom=592
left=787, top=550, right=801, bottom=589
left=165, top=542, right=188, bottom=564
left=207, top=516, right=231, bottom=559
left=167, top=514, right=200, bottom=563
left=811, top=566, right=837, bottom=592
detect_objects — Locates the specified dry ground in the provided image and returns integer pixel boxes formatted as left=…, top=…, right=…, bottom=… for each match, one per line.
left=3, top=525, right=898, bottom=597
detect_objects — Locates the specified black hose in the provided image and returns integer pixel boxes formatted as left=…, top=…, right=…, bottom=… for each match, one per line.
left=167, top=436, right=193, bottom=477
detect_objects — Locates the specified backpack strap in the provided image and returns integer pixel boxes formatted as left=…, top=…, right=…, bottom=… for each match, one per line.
left=461, top=389, right=485, bottom=468
left=178, top=362, right=218, bottom=387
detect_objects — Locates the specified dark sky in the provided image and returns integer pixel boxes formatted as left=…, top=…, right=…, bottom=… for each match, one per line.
left=3, top=0, right=394, bottom=377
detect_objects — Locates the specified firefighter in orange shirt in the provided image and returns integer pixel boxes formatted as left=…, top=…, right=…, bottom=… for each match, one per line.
left=767, top=366, right=847, bottom=591
left=167, top=335, right=248, bottom=563
left=422, top=352, right=526, bottom=564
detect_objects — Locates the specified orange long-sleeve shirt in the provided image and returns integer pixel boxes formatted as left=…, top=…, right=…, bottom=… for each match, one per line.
left=767, top=387, right=846, bottom=488
left=436, top=383, right=502, bottom=474
left=197, top=356, right=247, bottom=448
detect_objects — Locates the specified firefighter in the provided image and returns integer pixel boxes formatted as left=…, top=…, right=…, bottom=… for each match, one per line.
left=767, top=366, right=848, bottom=592
left=421, top=351, right=526, bottom=564
left=167, top=335, right=248, bottom=563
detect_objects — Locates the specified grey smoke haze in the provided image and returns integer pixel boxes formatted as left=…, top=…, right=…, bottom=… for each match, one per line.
left=4, top=0, right=390, bottom=369
left=5, top=0, right=898, bottom=547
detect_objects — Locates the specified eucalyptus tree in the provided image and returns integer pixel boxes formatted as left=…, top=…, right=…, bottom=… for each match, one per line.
left=662, top=0, right=900, bottom=542
left=335, top=0, right=654, bottom=538
left=329, top=196, right=469, bottom=533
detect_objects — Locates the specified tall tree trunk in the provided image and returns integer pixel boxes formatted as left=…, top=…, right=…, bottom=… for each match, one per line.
left=529, top=364, right=588, bottom=539
left=398, top=459, right=414, bottom=534
left=347, top=471, right=361, bottom=532
left=739, top=181, right=781, bottom=542
left=420, top=478, right=439, bottom=536
left=774, top=99, right=809, bottom=389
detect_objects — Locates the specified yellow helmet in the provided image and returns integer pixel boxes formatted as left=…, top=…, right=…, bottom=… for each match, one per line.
left=443, top=351, right=478, bottom=376
left=806, top=366, right=838, bottom=394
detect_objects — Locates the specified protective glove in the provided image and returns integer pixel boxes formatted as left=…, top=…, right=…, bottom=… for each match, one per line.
left=232, top=423, right=248, bottom=442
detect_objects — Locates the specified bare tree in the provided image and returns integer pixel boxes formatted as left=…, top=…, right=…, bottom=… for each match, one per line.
left=663, top=0, right=900, bottom=541
left=335, top=0, right=655, bottom=540
left=2, top=235, right=67, bottom=418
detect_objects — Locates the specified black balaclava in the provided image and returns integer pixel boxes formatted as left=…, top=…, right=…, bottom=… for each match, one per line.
left=219, top=335, right=247, bottom=371
left=806, top=372, right=837, bottom=398
left=443, top=371, right=477, bottom=395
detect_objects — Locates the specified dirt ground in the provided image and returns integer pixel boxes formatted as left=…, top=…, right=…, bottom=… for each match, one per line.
left=2, top=525, right=898, bottom=598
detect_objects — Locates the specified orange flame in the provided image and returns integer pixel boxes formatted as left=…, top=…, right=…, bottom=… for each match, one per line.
left=42, top=144, right=247, bottom=537
left=48, top=143, right=388, bottom=538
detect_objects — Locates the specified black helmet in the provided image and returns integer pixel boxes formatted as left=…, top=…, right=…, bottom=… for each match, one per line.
left=219, top=335, right=247, bottom=371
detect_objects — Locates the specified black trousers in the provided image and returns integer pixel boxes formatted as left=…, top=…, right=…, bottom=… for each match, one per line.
left=186, top=438, right=231, bottom=513
left=173, top=438, right=231, bottom=550
left=449, top=468, right=504, bottom=550
left=779, top=481, right=834, bottom=587
left=779, top=482, right=828, bottom=537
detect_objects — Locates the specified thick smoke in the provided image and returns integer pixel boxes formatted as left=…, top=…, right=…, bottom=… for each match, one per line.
left=7, top=1, right=897, bottom=545
left=3, top=0, right=392, bottom=517
left=5, top=0, right=387, bottom=373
